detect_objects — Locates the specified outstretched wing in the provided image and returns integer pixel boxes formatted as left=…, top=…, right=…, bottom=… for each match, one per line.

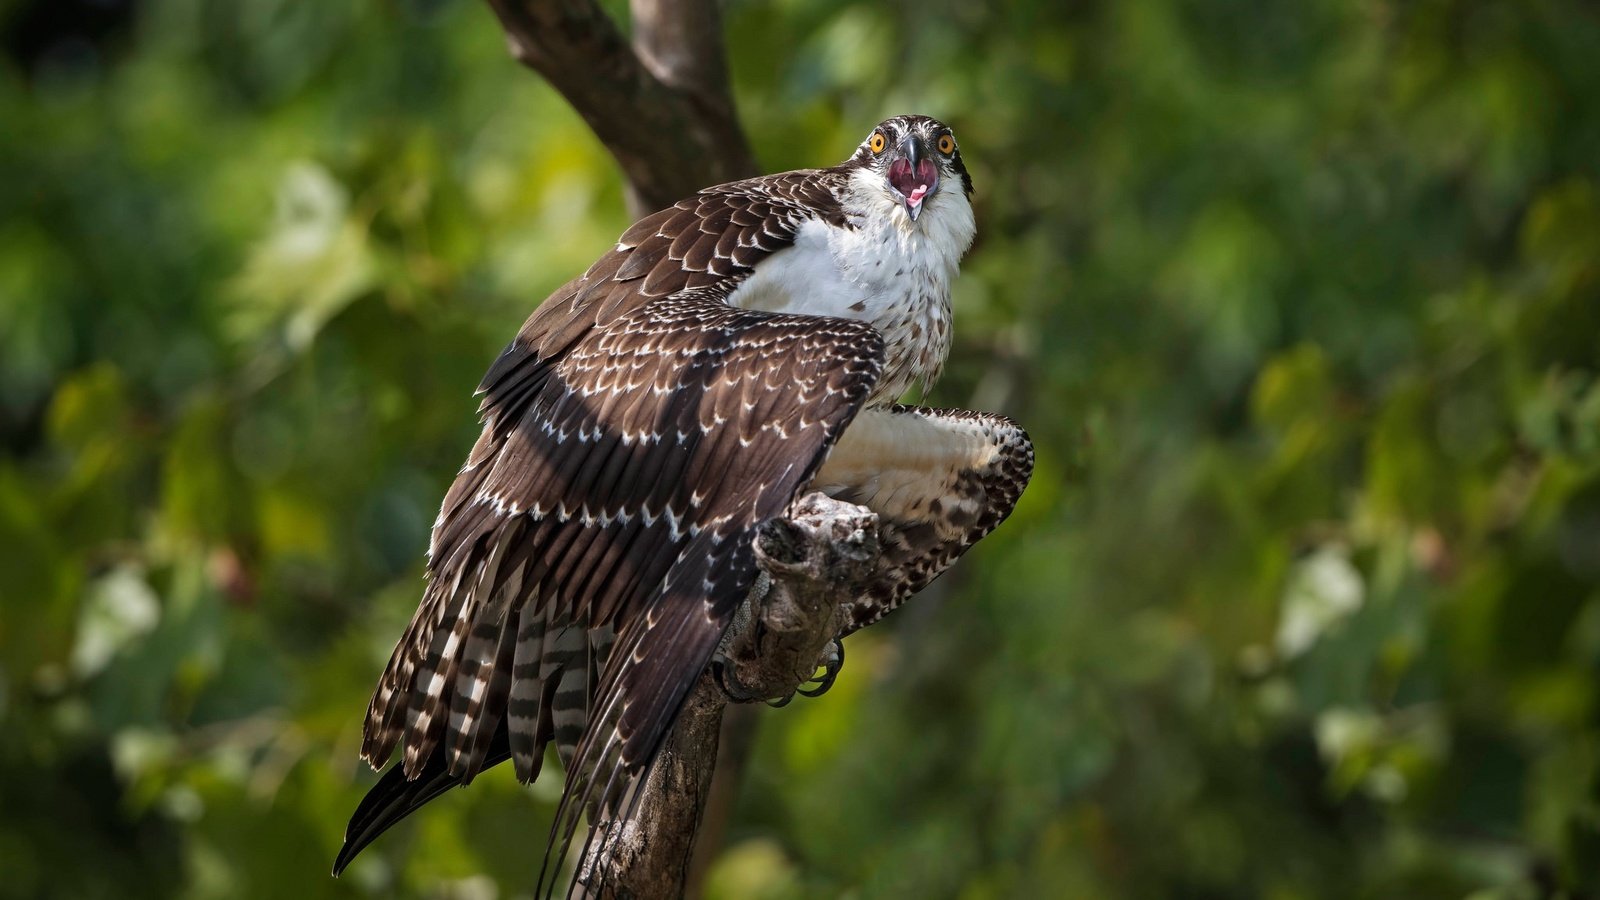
left=810, top=404, right=1034, bottom=633
left=344, top=171, right=880, bottom=882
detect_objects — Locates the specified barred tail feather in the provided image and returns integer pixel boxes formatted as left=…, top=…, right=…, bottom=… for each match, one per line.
left=342, top=587, right=615, bottom=874
left=444, top=596, right=517, bottom=782
left=360, top=566, right=464, bottom=769
left=543, top=617, right=590, bottom=770
left=508, top=599, right=552, bottom=782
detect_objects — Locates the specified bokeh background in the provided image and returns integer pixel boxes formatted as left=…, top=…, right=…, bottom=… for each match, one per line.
left=4, top=0, right=1600, bottom=897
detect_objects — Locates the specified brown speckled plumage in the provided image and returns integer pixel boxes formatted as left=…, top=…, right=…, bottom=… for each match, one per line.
left=336, top=116, right=1032, bottom=891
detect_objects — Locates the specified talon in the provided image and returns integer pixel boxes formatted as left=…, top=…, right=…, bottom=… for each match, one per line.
left=796, top=638, right=845, bottom=698
left=715, top=630, right=847, bottom=706
left=713, top=656, right=764, bottom=703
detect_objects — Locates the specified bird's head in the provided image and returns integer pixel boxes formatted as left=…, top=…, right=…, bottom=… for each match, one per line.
left=845, top=115, right=974, bottom=226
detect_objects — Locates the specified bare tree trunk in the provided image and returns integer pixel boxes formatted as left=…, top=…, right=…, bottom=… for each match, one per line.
left=683, top=702, right=759, bottom=897
left=572, top=684, right=726, bottom=899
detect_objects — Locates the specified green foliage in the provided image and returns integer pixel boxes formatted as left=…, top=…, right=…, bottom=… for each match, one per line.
left=2, top=0, right=1598, bottom=897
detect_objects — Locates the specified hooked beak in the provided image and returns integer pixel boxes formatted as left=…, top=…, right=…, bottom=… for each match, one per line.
left=886, top=136, right=940, bottom=222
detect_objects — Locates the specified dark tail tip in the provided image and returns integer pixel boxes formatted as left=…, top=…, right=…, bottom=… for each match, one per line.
left=332, top=726, right=511, bottom=876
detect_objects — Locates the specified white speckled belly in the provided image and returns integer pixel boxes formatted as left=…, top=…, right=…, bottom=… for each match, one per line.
left=726, top=217, right=954, bottom=403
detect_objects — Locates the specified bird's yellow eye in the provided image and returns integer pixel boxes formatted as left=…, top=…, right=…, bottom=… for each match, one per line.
left=937, top=134, right=956, bottom=155
left=869, top=132, right=886, bottom=154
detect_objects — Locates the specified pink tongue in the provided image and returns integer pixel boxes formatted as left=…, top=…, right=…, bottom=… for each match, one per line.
left=888, top=158, right=938, bottom=204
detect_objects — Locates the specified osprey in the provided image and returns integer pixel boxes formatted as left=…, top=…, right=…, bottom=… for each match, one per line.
left=336, top=114, right=1033, bottom=886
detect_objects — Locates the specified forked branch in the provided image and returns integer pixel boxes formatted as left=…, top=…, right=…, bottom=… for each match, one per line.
left=482, top=0, right=759, bottom=215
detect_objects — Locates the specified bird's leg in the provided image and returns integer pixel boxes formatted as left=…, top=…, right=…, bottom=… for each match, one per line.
left=709, top=569, right=839, bottom=707
left=711, top=572, right=768, bottom=703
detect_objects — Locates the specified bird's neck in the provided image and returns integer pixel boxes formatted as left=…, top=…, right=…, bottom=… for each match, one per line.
left=835, top=179, right=973, bottom=404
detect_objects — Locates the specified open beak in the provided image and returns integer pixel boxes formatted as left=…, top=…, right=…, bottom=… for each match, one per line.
left=887, top=136, right=940, bottom=222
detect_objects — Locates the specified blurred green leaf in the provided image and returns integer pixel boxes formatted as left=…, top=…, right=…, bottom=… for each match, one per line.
left=3, top=0, right=1600, bottom=897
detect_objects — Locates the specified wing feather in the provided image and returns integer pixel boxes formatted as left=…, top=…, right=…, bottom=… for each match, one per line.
left=810, top=405, right=1035, bottom=634
left=559, top=304, right=887, bottom=893
left=344, top=170, right=875, bottom=886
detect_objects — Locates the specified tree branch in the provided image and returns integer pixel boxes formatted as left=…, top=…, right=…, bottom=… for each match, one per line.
left=573, top=494, right=881, bottom=898
left=483, top=0, right=759, bottom=215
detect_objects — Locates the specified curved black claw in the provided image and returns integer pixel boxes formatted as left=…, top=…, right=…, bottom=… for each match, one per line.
left=714, top=654, right=799, bottom=707
left=712, top=657, right=765, bottom=703
left=796, top=638, right=845, bottom=698
left=713, top=635, right=845, bottom=707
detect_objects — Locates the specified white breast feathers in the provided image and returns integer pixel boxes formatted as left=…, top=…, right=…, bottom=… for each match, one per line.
left=726, top=179, right=974, bottom=402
